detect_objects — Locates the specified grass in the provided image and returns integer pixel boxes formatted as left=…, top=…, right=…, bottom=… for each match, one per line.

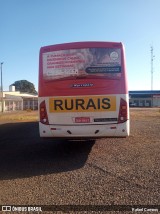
left=0, top=110, right=38, bottom=122
left=0, top=108, right=159, bottom=123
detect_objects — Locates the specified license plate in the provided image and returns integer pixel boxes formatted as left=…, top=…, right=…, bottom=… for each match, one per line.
left=75, top=117, right=90, bottom=123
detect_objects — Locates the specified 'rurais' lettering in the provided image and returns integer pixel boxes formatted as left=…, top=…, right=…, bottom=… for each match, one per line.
left=86, top=99, right=97, bottom=110
left=49, top=96, right=116, bottom=112
left=54, top=100, right=63, bottom=110
left=75, top=99, right=85, bottom=110
left=65, top=99, right=74, bottom=110
left=102, top=98, right=111, bottom=109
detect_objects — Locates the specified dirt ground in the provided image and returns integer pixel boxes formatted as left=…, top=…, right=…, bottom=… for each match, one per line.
left=0, top=108, right=160, bottom=213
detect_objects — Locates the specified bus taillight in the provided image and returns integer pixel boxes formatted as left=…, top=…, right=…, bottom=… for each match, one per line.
left=118, top=98, right=128, bottom=123
left=40, top=100, right=49, bottom=125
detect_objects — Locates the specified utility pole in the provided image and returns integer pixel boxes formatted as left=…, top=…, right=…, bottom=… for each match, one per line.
left=1, top=62, right=4, bottom=112
left=150, top=46, right=155, bottom=90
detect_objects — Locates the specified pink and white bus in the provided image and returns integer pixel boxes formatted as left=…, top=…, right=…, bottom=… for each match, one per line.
left=38, top=41, right=130, bottom=138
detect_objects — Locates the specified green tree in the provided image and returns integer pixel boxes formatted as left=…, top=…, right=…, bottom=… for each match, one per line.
left=11, top=80, right=38, bottom=94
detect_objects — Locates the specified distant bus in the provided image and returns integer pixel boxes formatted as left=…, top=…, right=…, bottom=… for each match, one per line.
left=38, top=41, right=130, bottom=138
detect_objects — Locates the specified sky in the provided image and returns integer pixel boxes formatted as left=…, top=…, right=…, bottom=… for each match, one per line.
left=0, top=0, right=160, bottom=92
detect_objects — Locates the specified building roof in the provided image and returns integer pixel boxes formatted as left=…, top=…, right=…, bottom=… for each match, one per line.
left=2, top=91, right=38, bottom=98
left=129, top=90, right=160, bottom=95
left=4, top=94, right=23, bottom=101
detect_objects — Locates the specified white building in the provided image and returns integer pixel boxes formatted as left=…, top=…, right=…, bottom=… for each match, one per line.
left=0, top=85, right=38, bottom=112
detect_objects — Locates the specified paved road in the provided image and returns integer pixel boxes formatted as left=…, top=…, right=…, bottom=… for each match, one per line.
left=0, top=109, right=160, bottom=213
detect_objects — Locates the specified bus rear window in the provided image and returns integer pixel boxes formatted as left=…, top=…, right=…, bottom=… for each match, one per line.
left=42, top=48, right=121, bottom=81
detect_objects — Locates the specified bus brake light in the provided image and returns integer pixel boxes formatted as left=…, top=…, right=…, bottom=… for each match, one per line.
left=40, top=100, right=49, bottom=125
left=118, top=98, right=127, bottom=123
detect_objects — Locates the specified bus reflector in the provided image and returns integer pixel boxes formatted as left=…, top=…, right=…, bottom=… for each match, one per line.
left=50, top=127, right=61, bottom=131
left=40, top=101, right=49, bottom=125
left=118, top=98, right=127, bottom=123
left=51, top=128, right=57, bottom=130
left=110, top=126, right=116, bottom=129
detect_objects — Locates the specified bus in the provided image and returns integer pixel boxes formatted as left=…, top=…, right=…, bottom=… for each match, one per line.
left=38, top=41, right=130, bottom=138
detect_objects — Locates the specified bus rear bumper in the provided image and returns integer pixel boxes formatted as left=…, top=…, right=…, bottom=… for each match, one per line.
left=39, top=121, right=130, bottom=138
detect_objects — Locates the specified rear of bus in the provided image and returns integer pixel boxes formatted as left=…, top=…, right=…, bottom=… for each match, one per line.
left=38, top=41, right=130, bottom=138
